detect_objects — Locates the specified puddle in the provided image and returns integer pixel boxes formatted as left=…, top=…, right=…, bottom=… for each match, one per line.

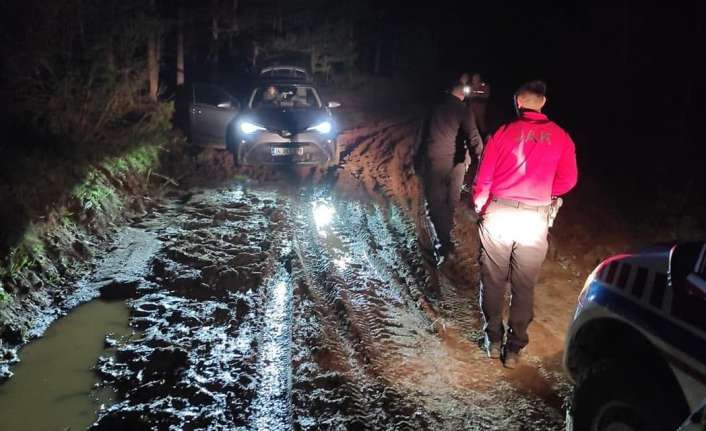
left=0, top=299, right=131, bottom=431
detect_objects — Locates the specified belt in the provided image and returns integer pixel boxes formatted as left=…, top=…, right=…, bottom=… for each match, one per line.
left=492, top=198, right=548, bottom=211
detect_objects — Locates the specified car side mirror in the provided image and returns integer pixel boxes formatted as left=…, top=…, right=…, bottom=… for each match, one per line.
left=217, top=101, right=232, bottom=109
left=327, top=101, right=341, bottom=109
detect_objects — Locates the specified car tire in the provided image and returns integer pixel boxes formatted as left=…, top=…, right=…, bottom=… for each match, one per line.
left=571, top=359, right=687, bottom=431
left=225, top=124, right=237, bottom=166
left=231, top=141, right=243, bottom=167
left=230, top=150, right=239, bottom=167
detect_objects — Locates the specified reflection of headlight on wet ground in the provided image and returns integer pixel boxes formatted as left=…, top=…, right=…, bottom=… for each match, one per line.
left=333, top=255, right=352, bottom=270
left=273, top=280, right=288, bottom=305
left=312, top=201, right=335, bottom=231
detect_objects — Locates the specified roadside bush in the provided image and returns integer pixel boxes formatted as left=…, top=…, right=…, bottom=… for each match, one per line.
left=4, top=2, right=158, bottom=144
left=0, top=1, right=176, bottom=294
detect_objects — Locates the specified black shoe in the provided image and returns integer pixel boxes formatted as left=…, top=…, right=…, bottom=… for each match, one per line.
left=502, top=348, right=521, bottom=369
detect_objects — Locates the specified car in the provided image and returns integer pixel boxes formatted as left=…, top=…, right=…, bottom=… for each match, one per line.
left=259, top=65, right=311, bottom=81
left=564, top=241, right=706, bottom=431
left=227, top=76, right=341, bottom=167
left=188, top=83, right=241, bottom=148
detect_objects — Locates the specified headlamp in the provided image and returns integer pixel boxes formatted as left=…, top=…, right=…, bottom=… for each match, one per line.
left=307, top=121, right=332, bottom=134
left=240, top=121, right=266, bottom=134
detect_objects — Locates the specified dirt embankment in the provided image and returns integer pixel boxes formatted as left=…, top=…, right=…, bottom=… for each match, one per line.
left=0, top=104, right=183, bottom=380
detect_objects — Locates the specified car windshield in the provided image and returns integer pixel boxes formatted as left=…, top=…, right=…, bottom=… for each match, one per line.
left=251, top=85, right=321, bottom=109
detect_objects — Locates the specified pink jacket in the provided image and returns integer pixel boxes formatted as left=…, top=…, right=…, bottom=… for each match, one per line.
left=472, top=111, right=578, bottom=211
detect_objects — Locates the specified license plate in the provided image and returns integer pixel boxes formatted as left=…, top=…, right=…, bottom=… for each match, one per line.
left=271, top=146, right=304, bottom=156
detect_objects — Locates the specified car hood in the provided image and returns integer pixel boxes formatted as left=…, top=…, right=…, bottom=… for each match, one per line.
left=249, top=108, right=327, bottom=133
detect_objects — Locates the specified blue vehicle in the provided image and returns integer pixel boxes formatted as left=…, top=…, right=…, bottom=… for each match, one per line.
left=564, top=241, right=706, bottom=431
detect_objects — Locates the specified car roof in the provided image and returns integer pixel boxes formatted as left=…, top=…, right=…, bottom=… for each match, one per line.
left=255, top=79, right=316, bottom=87
left=260, top=65, right=308, bottom=74
left=259, top=65, right=311, bottom=82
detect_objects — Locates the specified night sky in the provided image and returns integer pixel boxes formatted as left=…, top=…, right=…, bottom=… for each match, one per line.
left=389, top=1, right=705, bottom=184
left=2, top=1, right=704, bottom=188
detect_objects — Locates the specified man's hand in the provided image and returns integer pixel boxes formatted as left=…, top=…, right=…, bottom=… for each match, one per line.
left=473, top=197, right=487, bottom=215
left=548, top=197, right=563, bottom=228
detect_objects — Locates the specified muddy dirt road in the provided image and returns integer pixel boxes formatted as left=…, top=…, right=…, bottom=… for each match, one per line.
left=83, top=114, right=572, bottom=430
left=87, top=179, right=566, bottom=430
left=2, top=114, right=581, bottom=430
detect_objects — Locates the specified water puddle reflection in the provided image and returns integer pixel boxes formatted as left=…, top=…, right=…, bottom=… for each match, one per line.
left=0, top=300, right=131, bottom=431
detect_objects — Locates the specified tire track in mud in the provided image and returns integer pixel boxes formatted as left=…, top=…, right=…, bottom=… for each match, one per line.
left=87, top=114, right=567, bottom=429
left=250, top=263, right=294, bottom=430
left=337, top=119, right=422, bottom=213
left=86, top=179, right=566, bottom=430
left=289, top=195, right=436, bottom=430
left=290, top=193, right=565, bottom=429
left=92, top=184, right=297, bottom=430
left=330, top=120, right=569, bottom=429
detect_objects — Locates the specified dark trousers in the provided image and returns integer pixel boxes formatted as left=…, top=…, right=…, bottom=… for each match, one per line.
left=478, top=200, right=549, bottom=352
left=423, top=155, right=468, bottom=255
left=470, top=100, right=488, bottom=135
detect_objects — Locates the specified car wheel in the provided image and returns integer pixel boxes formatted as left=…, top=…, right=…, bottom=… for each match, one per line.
left=571, top=360, right=687, bottom=431
left=225, top=126, right=237, bottom=166
left=230, top=150, right=239, bottom=167
left=230, top=141, right=244, bottom=167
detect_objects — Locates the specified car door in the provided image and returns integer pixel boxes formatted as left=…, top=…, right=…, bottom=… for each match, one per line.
left=189, top=84, right=240, bottom=147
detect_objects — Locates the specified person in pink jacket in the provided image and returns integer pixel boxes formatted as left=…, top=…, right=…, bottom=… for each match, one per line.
left=472, top=80, right=578, bottom=368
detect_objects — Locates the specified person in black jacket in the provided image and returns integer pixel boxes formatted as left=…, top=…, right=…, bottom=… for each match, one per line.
left=419, top=82, right=484, bottom=263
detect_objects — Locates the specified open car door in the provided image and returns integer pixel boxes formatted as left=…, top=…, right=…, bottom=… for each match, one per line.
left=189, top=83, right=240, bottom=147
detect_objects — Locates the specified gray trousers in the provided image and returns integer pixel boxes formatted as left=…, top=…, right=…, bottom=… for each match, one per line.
left=478, top=201, right=549, bottom=352
left=424, top=156, right=468, bottom=255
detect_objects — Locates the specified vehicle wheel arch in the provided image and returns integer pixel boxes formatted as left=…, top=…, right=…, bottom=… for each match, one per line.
left=225, top=117, right=238, bottom=153
left=569, top=318, right=666, bottom=374
left=567, top=317, right=689, bottom=412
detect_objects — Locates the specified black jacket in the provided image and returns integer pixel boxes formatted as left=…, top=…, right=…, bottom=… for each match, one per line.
left=421, top=93, right=483, bottom=163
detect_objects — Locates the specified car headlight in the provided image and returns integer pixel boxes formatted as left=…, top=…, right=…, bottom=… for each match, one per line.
left=240, top=121, right=266, bottom=134
left=307, top=121, right=332, bottom=134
